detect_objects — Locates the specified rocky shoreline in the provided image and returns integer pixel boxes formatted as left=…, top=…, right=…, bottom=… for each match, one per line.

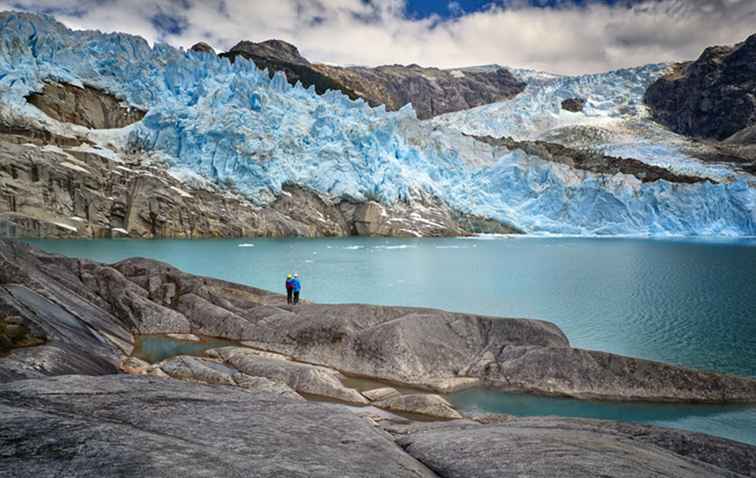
left=1, top=239, right=756, bottom=476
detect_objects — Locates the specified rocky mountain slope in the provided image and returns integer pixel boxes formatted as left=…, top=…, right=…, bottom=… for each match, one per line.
left=311, top=62, right=525, bottom=120
left=219, top=39, right=526, bottom=120
left=0, top=11, right=753, bottom=237
left=1, top=240, right=755, bottom=476
left=644, top=34, right=756, bottom=142
left=0, top=119, right=508, bottom=239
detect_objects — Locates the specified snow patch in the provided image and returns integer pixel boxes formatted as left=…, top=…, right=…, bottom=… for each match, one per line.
left=52, top=222, right=78, bottom=232
left=60, top=162, right=90, bottom=174
left=170, top=186, right=193, bottom=198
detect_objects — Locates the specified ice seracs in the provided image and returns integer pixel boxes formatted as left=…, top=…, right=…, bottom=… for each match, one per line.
left=0, top=11, right=753, bottom=236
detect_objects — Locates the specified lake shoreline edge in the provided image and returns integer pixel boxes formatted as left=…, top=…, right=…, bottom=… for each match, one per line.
left=2, top=238, right=756, bottom=476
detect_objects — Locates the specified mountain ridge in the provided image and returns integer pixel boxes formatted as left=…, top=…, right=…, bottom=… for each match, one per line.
left=213, top=38, right=526, bottom=120
left=0, top=11, right=753, bottom=237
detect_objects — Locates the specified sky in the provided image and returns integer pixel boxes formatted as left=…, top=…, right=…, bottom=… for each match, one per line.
left=1, top=0, right=755, bottom=74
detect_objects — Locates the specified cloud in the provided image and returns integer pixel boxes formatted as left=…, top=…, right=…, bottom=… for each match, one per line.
left=1, top=0, right=754, bottom=74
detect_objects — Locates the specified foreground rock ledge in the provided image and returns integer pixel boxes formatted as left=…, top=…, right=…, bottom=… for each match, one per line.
left=1, top=239, right=755, bottom=403
left=0, top=375, right=754, bottom=477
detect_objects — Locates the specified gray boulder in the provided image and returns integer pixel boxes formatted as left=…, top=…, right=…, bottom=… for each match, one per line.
left=466, top=345, right=756, bottom=402
left=159, top=355, right=302, bottom=399
left=209, top=346, right=368, bottom=404
left=375, top=394, right=462, bottom=419
left=240, top=303, right=569, bottom=389
left=158, top=355, right=238, bottom=385
left=363, top=387, right=401, bottom=401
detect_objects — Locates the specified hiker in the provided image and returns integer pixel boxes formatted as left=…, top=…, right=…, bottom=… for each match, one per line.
left=292, top=273, right=302, bottom=304
left=285, top=273, right=295, bottom=304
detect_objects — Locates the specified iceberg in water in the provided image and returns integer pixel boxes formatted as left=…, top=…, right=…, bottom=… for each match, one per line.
left=0, top=11, right=753, bottom=236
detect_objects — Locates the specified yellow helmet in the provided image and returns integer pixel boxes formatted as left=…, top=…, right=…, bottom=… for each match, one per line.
left=287, top=274, right=292, bottom=279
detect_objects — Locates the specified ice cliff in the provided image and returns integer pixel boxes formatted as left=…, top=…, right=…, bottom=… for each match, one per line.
left=0, top=12, right=753, bottom=236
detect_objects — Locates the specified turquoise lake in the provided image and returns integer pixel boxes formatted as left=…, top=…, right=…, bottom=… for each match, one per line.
left=28, top=236, right=756, bottom=444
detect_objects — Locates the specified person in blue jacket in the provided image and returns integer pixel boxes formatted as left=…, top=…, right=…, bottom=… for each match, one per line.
left=285, top=273, right=295, bottom=304
left=292, top=273, right=302, bottom=304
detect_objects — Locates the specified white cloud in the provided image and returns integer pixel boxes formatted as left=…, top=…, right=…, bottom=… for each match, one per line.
left=1, top=0, right=754, bottom=74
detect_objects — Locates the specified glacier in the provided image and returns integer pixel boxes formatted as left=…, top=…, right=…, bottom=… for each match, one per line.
left=436, top=64, right=751, bottom=183
left=0, top=11, right=754, bottom=236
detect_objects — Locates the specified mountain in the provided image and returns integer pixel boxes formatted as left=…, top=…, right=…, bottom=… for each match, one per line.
left=433, top=59, right=756, bottom=177
left=219, top=39, right=526, bottom=120
left=310, top=63, right=525, bottom=120
left=0, top=12, right=753, bottom=238
left=644, top=34, right=756, bottom=142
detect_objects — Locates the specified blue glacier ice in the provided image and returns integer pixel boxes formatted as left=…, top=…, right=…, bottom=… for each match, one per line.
left=0, top=11, right=753, bottom=236
left=435, top=64, right=669, bottom=140
left=435, top=65, right=749, bottom=182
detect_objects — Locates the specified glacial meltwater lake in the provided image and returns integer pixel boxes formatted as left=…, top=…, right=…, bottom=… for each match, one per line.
left=28, top=236, right=756, bottom=444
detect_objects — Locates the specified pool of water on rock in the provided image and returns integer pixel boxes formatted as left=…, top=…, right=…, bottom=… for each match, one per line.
left=31, top=236, right=756, bottom=445
left=448, top=388, right=756, bottom=445
left=133, top=335, right=239, bottom=364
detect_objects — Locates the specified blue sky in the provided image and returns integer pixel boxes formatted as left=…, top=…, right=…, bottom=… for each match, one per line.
left=1, top=0, right=754, bottom=74
left=404, top=0, right=625, bottom=19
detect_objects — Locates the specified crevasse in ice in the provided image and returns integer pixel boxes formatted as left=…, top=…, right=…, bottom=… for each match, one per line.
left=0, top=12, right=753, bottom=235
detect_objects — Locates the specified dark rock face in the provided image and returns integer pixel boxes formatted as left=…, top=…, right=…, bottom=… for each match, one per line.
left=26, top=82, right=146, bottom=129
left=189, top=41, right=215, bottom=54
left=221, top=40, right=364, bottom=101
left=391, top=418, right=756, bottom=477
left=561, top=97, right=586, bottom=112
left=644, top=34, right=756, bottom=141
left=472, top=134, right=709, bottom=184
left=221, top=39, right=525, bottom=119
left=313, top=63, right=526, bottom=120
left=0, top=375, right=436, bottom=477
left=229, top=39, right=311, bottom=66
